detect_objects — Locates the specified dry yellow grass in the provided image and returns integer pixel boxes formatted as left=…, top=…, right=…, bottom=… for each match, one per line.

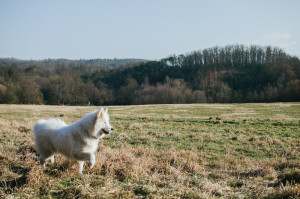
left=0, top=103, right=299, bottom=198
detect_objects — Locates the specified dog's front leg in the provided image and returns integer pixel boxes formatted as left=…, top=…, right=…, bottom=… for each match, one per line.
left=73, top=152, right=95, bottom=174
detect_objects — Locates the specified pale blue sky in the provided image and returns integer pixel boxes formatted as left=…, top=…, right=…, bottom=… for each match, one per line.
left=0, top=0, right=299, bottom=60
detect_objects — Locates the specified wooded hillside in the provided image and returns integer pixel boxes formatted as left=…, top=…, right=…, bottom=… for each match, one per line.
left=0, top=45, right=299, bottom=105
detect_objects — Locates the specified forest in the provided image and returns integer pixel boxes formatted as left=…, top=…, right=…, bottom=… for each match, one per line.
left=0, top=45, right=299, bottom=105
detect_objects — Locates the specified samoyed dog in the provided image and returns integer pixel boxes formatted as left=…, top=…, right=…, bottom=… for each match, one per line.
left=33, top=108, right=114, bottom=174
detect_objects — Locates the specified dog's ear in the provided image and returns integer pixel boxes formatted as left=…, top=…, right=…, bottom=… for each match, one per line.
left=104, top=108, right=108, bottom=113
left=97, top=108, right=104, bottom=119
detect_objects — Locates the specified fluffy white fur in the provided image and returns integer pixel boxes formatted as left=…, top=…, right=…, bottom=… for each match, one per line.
left=33, top=108, right=113, bottom=174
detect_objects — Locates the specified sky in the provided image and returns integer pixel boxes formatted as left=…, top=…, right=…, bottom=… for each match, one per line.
left=0, top=0, right=300, bottom=60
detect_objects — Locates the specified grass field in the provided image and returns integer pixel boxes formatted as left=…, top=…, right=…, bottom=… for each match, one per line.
left=0, top=103, right=299, bottom=198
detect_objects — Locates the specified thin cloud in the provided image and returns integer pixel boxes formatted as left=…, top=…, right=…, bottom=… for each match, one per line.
left=266, top=33, right=291, bottom=41
left=261, top=33, right=297, bottom=48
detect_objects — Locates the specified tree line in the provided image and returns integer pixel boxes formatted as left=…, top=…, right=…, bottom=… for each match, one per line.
left=0, top=45, right=299, bottom=105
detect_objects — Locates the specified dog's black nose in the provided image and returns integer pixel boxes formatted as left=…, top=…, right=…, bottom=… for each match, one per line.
left=111, top=127, right=114, bottom=131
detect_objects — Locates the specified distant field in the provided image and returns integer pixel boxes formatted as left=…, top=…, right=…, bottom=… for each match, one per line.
left=0, top=103, right=299, bottom=198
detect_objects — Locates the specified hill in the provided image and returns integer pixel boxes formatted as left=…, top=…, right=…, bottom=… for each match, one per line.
left=0, top=58, right=146, bottom=69
left=0, top=45, right=299, bottom=105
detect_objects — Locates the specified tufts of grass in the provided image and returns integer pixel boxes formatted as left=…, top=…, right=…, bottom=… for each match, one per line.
left=0, top=103, right=299, bottom=198
left=277, top=168, right=300, bottom=186
left=263, top=183, right=300, bottom=199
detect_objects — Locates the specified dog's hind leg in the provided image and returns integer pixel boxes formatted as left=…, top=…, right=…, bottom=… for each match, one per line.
left=48, top=155, right=54, bottom=163
left=78, top=161, right=84, bottom=174
left=88, top=154, right=95, bottom=169
left=39, top=155, right=46, bottom=168
left=39, top=151, right=54, bottom=167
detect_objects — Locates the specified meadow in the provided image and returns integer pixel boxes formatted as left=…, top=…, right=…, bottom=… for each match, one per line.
left=0, top=103, right=299, bottom=198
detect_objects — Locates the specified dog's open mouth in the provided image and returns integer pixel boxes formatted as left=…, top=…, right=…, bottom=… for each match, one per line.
left=101, top=129, right=110, bottom=134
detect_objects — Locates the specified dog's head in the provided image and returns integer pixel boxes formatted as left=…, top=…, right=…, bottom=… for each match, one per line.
left=94, top=107, right=114, bottom=138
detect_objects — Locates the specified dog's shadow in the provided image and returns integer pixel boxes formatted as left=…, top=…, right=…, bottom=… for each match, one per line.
left=43, top=160, right=74, bottom=177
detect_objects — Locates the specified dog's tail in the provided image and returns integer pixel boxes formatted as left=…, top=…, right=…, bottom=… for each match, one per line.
left=33, top=119, right=47, bottom=134
left=33, top=118, right=67, bottom=135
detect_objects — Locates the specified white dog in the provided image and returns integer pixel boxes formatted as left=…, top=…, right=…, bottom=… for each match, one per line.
left=33, top=108, right=113, bottom=174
